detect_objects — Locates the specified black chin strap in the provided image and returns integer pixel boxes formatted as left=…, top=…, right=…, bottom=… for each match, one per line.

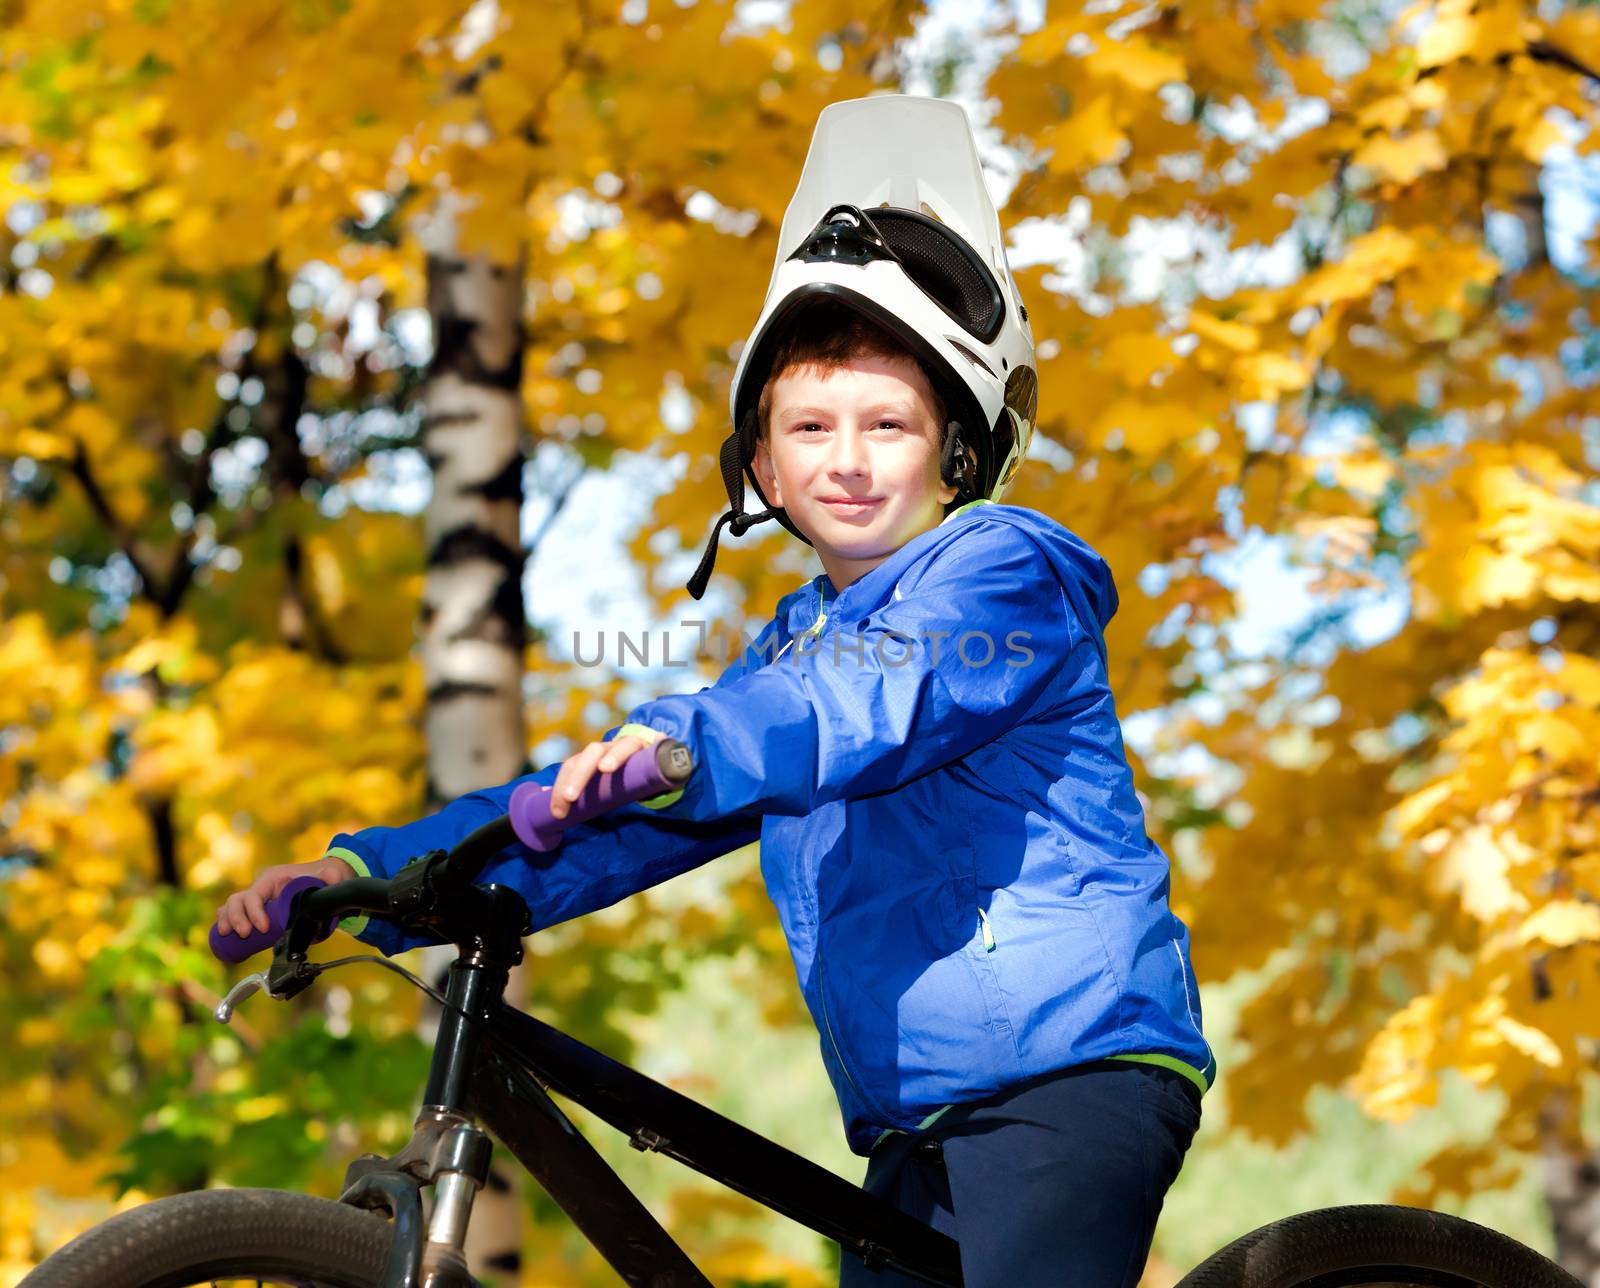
left=941, top=420, right=977, bottom=501
left=686, top=410, right=778, bottom=600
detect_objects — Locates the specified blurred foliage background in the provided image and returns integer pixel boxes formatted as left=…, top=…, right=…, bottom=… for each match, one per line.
left=0, top=0, right=1597, bottom=1282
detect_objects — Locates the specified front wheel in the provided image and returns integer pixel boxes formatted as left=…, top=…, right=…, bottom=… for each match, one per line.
left=1176, top=1204, right=1580, bottom=1288
left=18, top=1187, right=394, bottom=1288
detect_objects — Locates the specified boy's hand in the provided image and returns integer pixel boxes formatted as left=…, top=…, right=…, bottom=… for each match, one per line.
left=550, top=732, right=654, bottom=819
left=214, top=854, right=357, bottom=939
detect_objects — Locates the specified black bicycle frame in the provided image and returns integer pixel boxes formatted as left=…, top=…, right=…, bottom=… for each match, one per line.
left=470, top=1002, right=964, bottom=1287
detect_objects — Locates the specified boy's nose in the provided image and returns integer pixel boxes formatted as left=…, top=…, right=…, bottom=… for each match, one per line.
left=827, top=425, right=870, bottom=477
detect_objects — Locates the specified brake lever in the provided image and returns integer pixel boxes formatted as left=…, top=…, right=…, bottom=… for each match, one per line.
left=263, top=912, right=327, bottom=1001
left=214, top=970, right=271, bottom=1024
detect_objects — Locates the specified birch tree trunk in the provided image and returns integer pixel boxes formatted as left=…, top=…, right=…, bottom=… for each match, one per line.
left=417, top=236, right=529, bottom=1283
left=1543, top=1090, right=1600, bottom=1284
left=421, top=253, right=528, bottom=793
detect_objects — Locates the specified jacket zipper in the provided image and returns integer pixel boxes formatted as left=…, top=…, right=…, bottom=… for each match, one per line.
left=775, top=579, right=829, bottom=662
left=799, top=579, right=829, bottom=644
left=800, top=578, right=867, bottom=1118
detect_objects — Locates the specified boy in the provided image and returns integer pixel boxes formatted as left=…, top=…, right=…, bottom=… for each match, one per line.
left=217, top=97, right=1211, bottom=1286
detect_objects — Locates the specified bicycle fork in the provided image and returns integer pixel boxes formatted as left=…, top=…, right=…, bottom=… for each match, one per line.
left=342, top=944, right=512, bottom=1288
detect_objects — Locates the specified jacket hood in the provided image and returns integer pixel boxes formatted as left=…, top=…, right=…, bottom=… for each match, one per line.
left=979, top=502, right=1119, bottom=633
left=788, top=501, right=1120, bottom=644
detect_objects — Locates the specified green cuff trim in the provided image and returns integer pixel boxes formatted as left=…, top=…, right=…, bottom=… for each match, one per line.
left=327, top=846, right=371, bottom=937
left=615, top=723, right=683, bottom=810
left=1110, top=1053, right=1212, bottom=1098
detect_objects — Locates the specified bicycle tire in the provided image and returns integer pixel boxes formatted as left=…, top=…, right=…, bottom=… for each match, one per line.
left=18, top=1187, right=395, bottom=1288
left=1175, top=1203, right=1580, bottom=1288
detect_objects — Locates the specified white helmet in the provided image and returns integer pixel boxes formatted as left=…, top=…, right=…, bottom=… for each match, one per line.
left=686, top=94, right=1038, bottom=600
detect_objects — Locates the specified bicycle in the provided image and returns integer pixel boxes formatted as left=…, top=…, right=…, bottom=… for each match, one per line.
left=19, top=739, right=1583, bottom=1288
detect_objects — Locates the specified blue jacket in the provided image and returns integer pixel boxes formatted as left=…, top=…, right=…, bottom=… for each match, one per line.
left=328, top=501, right=1214, bottom=1153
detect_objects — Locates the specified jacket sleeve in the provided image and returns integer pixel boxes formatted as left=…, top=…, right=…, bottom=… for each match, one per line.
left=322, top=625, right=783, bottom=956
left=620, top=519, right=1086, bottom=822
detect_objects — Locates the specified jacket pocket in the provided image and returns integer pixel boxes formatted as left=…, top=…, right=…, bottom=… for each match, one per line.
left=960, top=904, right=1025, bottom=1080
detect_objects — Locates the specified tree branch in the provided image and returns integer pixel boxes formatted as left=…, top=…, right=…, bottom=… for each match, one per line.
left=1526, top=39, right=1600, bottom=86
left=67, top=439, right=164, bottom=599
left=526, top=457, right=588, bottom=556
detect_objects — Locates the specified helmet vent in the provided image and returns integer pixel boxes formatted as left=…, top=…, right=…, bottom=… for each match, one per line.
left=946, top=337, right=997, bottom=378
left=868, top=208, right=1004, bottom=344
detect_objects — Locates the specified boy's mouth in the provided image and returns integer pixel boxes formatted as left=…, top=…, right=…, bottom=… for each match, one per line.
left=818, top=494, right=884, bottom=514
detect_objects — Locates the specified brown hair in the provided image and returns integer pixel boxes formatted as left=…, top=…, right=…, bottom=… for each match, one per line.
left=755, top=300, right=948, bottom=442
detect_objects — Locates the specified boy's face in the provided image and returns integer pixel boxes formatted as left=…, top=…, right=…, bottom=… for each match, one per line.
left=753, top=353, right=959, bottom=591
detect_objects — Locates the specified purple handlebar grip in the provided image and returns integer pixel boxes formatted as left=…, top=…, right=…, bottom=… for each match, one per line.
left=209, top=875, right=334, bottom=965
left=508, top=738, right=693, bottom=853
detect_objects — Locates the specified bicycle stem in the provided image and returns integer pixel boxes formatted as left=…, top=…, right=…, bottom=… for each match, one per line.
left=424, top=951, right=508, bottom=1108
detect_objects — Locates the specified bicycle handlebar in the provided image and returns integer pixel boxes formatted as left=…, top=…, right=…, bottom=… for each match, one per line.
left=208, top=739, right=694, bottom=965
left=507, top=737, right=692, bottom=852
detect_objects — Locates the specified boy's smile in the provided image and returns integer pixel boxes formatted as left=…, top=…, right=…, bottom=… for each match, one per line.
left=753, top=354, right=959, bottom=591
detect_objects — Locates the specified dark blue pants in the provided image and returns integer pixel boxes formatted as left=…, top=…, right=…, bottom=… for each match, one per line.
left=839, top=1060, right=1202, bottom=1288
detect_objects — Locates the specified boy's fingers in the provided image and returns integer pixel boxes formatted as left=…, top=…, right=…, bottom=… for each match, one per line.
left=553, top=740, right=626, bottom=817
left=550, top=755, right=583, bottom=817
left=552, top=734, right=651, bottom=817
left=214, top=864, right=331, bottom=939
left=567, top=744, right=608, bottom=802
left=596, top=734, right=646, bottom=773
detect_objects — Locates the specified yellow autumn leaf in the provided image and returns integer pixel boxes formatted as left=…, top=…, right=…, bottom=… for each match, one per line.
left=9, top=428, right=74, bottom=459
left=1512, top=711, right=1588, bottom=763
left=1353, top=130, right=1447, bottom=183
left=1325, top=451, right=1396, bottom=497
left=1417, top=12, right=1477, bottom=67
left=1352, top=992, right=1441, bottom=1122
left=1102, top=331, right=1174, bottom=384
left=1298, top=227, right=1421, bottom=308
left=1357, top=95, right=1412, bottom=132
left=1493, top=1015, right=1563, bottom=1068
left=1090, top=36, right=1186, bottom=92
left=1459, top=546, right=1539, bottom=611
left=1092, top=397, right=1198, bottom=454
left=1188, top=312, right=1260, bottom=352
left=1518, top=901, right=1600, bottom=949
left=1045, top=94, right=1125, bottom=173
left=1437, top=826, right=1530, bottom=921
left=1233, top=350, right=1312, bottom=400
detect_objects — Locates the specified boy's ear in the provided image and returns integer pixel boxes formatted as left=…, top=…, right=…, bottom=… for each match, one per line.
left=752, top=437, right=783, bottom=509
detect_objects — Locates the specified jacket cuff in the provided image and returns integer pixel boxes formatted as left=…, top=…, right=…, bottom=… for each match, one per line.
left=614, top=722, right=684, bottom=810
left=324, top=844, right=374, bottom=938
